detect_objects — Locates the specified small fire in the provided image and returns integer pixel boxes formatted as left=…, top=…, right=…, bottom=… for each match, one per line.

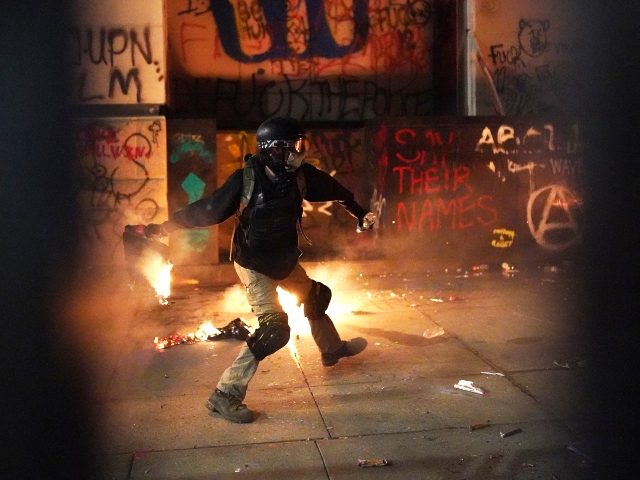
left=277, top=287, right=309, bottom=334
left=140, top=253, right=173, bottom=304
left=154, top=320, right=222, bottom=351
left=277, top=287, right=307, bottom=367
left=152, top=264, right=365, bottom=361
left=276, top=268, right=357, bottom=367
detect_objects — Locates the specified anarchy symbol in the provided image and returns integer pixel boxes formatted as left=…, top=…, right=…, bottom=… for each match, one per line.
left=527, top=185, right=582, bottom=252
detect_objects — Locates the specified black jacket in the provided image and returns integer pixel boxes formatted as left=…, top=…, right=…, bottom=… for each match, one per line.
left=173, top=160, right=368, bottom=279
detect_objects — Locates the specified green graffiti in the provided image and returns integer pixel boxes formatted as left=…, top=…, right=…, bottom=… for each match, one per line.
left=181, top=172, right=206, bottom=204
left=184, top=229, right=210, bottom=253
left=170, top=140, right=213, bottom=164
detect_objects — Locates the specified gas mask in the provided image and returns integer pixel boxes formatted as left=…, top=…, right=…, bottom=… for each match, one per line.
left=262, top=136, right=307, bottom=175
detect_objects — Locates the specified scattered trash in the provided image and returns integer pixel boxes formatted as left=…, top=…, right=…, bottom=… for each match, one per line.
left=358, top=458, right=391, bottom=467
left=430, top=295, right=464, bottom=303
left=207, top=318, right=250, bottom=341
left=500, top=427, right=522, bottom=438
left=454, top=380, right=485, bottom=395
left=423, top=326, right=445, bottom=338
left=472, top=264, right=489, bottom=272
left=153, top=318, right=250, bottom=350
left=553, top=359, right=586, bottom=369
left=481, top=371, right=505, bottom=376
left=501, top=262, right=519, bottom=277
left=553, top=360, right=571, bottom=369
left=521, top=463, right=535, bottom=468
left=543, top=265, right=561, bottom=274
left=469, top=422, right=491, bottom=432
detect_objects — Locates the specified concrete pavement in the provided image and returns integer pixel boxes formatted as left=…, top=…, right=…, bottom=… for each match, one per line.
left=70, top=260, right=595, bottom=479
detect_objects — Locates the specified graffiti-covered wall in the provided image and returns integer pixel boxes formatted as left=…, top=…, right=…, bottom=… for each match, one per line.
left=70, top=0, right=166, bottom=105
left=166, top=0, right=435, bottom=124
left=368, top=118, right=583, bottom=264
left=167, top=119, right=218, bottom=265
left=75, top=117, right=168, bottom=266
left=473, top=0, right=581, bottom=116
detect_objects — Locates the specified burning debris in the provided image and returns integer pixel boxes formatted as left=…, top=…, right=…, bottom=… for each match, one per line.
left=154, top=318, right=251, bottom=351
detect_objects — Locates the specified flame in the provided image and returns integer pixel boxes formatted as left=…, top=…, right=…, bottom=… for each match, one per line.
left=193, top=320, right=222, bottom=340
left=153, top=262, right=365, bottom=357
left=277, top=287, right=309, bottom=335
left=140, top=253, right=173, bottom=304
left=275, top=264, right=359, bottom=367
left=277, top=287, right=306, bottom=366
left=153, top=320, right=223, bottom=351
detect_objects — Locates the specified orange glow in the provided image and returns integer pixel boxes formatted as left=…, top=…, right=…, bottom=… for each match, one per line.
left=140, top=252, right=173, bottom=304
left=276, top=264, right=360, bottom=366
left=277, top=287, right=305, bottom=366
left=153, top=320, right=224, bottom=351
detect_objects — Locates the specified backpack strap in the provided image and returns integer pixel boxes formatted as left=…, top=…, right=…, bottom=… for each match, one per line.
left=295, top=168, right=312, bottom=245
left=230, top=154, right=256, bottom=260
left=239, top=154, right=256, bottom=215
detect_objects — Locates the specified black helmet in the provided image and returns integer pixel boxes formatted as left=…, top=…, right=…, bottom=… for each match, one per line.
left=256, top=117, right=307, bottom=173
left=257, top=117, right=304, bottom=148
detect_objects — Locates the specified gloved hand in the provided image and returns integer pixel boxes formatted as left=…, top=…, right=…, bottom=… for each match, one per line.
left=144, top=223, right=167, bottom=237
left=124, top=224, right=146, bottom=236
left=146, top=220, right=179, bottom=237
left=356, top=212, right=376, bottom=233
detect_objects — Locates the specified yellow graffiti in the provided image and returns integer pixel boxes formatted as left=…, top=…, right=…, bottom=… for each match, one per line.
left=491, top=228, right=515, bottom=248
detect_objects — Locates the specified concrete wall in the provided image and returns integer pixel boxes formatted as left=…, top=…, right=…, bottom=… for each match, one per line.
left=166, top=0, right=435, bottom=124
left=473, top=0, right=581, bottom=116
left=69, top=0, right=587, bottom=272
left=70, top=0, right=166, bottom=104
left=367, top=117, right=584, bottom=265
left=75, top=117, right=168, bottom=266
left=166, top=119, right=218, bottom=266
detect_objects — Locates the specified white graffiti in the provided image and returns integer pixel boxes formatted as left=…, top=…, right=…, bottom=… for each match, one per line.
left=527, top=185, right=581, bottom=251
left=475, top=124, right=555, bottom=154
left=508, top=159, right=545, bottom=192
left=549, top=158, right=582, bottom=176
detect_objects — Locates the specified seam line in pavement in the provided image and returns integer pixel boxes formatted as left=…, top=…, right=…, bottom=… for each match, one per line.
left=293, top=349, right=335, bottom=439
left=427, top=314, right=582, bottom=438
left=313, top=440, right=332, bottom=479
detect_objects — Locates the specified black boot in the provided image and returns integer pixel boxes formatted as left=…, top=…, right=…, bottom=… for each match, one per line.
left=206, top=389, right=254, bottom=423
left=321, top=337, right=367, bottom=366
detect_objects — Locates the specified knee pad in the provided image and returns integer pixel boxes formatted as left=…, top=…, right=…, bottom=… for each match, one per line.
left=304, top=280, right=332, bottom=319
left=246, top=312, right=290, bottom=361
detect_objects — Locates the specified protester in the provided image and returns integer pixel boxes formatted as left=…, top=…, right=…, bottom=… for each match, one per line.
left=147, top=117, right=375, bottom=423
